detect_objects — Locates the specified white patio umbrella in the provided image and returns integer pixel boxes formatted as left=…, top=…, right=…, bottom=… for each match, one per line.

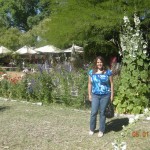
left=63, top=44, right=84, bottom=53
left=73, top=44, right=84, bottom=52
left=0, top=46, right=12, bottom=54
left=15, top=46, right=37, bottom=55
left=34, top=45, right=62, bottom=53
left=63, top=47, right=72, bottom=53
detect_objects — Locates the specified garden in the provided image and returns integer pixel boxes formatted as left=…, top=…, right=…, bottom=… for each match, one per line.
left=0, top=0, right=150, bottom=149
left=0, top=14, right=150, bottom=150
left=0, top=14, right=149, bottom=113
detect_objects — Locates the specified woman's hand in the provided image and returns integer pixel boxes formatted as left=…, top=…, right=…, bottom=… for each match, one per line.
left=88, top=76, right=92, bottom=101
left=88, top=94, right=92, bottom=101
left=109, top=75, right=114, bottom=102
left=110, top=95, right=113, bottom=102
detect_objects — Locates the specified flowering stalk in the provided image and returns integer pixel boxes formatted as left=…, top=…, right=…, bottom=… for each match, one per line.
left=113, top=14, right=149, bottom=114
left=119, top=14, right=147, bottom=57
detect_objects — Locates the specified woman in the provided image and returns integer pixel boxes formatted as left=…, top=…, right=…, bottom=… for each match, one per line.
left=88, top=56, right=114, bottom=137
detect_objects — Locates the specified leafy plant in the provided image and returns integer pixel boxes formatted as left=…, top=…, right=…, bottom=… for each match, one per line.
left=51, top=68, right=88, bottom=108
left=114, top=14, right=150, bottom=114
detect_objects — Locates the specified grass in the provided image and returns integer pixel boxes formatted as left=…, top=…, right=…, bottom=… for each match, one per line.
left=0, top=99, right=150, bottom=150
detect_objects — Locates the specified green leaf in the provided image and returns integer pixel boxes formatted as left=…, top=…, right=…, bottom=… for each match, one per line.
left=129, top=65, right=135, bottom=71
left=133, top=106, right=141, bottom=114
left=127, top=104, right=134, bottom=110
left=137, top=60, right=143, bottom=66
left=122, top=102, right=128, bottom=108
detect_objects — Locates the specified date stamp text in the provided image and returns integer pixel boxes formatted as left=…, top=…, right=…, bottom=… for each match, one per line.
left=132, top=131, right=149, bottom=137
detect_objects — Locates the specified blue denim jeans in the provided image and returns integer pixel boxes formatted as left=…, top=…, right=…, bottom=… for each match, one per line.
left=90, top=93, right=110, bottom=133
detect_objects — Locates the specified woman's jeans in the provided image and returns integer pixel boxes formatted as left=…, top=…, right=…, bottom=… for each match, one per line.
left=90, top=93, right=110, bottom=133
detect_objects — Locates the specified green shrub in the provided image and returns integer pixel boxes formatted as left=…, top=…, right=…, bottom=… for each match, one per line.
left=113, top=14, right=150, bottom=114
left=51, top=68, right=88, bottom=108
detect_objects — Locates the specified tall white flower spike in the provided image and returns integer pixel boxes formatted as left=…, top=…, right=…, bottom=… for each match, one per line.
left=123, top=16, right=130, bottom=23
left=134, top=14, right=140, bottom=26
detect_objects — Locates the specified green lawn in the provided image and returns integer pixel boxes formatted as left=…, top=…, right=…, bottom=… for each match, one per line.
left=0, top=100, right=149, bottom=150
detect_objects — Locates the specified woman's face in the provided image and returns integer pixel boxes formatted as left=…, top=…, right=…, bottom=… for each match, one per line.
left=97, top=59, right=103, bottom=70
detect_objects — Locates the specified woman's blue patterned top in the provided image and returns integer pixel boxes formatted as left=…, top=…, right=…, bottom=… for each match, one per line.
left=88, top=69, right=112, bottom=95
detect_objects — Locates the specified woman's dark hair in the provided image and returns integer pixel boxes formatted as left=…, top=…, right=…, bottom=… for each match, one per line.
left=92, top=56, right=106, bottom=74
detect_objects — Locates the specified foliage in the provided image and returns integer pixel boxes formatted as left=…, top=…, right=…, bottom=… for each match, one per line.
left=0, top=27, right=21, bottom=50
left=0, top=75, right=28, bottom=100
left=113, top=14, right=150, bottom=114
left=0, top=67, right=88, bottom=108
left=18, top=30, right=37, bottom=47
left=0, top=0, right=150, bottom=55
left=0, top=72, right=53, bottom=103
left=32, top=0, right=150, bottom=58
left=26, top=72, right=54, bottom=103
left=0, top=0, right=52, bottom=50
left=0, top=67, right=6, bottom=73
left=0, top=0, right=51, bottom=31
left=0, top=28, right=37, bottom=50
left=51, top=68, right=88, bottom=108
left=34, top=0, right=124, bottom=52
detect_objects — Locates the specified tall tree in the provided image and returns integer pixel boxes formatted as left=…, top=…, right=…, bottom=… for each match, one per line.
left=0, top=0, right=51, bottom=31
left=33, top=0, right=150, bottom=59
left=0, top=27, right=21, bottom=50
left=0, top=0, right=150, bottom=55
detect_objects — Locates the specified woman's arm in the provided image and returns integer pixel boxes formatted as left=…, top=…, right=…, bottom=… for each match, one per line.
left=109, top=75, right=114, bottom=102
left=88, top=76, right=92, bottom=101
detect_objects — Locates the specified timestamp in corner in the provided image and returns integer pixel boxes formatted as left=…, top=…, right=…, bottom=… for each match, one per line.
left=132, top=131, right=149, bottom=137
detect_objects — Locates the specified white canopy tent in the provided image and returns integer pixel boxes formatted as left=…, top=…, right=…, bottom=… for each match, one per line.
left=63, top=44, right=84, bottom=53
left=34, top=45, right=62, bottom=53
left=0, top=46, right=12, bottom=54
left=63, top=47, right=72, bottom=53
left=15, top=46, right=37, bottom=55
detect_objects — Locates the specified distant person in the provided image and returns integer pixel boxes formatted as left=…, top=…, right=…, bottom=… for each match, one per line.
left=110, top=55, right=122, bottom=75
left=110, top=56, right=117, bottom=69
left=44, top=59, right=50, bottom=73
left=88, top=56, right=114, bottom=137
